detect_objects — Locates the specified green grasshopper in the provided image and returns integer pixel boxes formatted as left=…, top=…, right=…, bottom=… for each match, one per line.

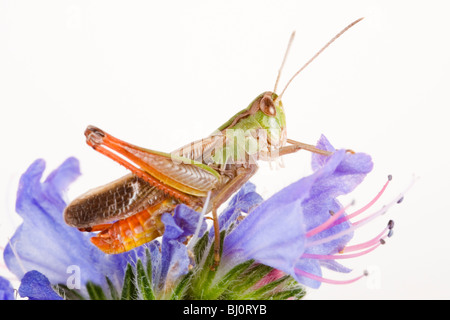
left=63, top=18, right=363, bottom=266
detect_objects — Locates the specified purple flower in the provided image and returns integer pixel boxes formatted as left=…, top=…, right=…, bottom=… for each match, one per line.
left=222, top=135, right=393, bottom=289
left=3, top=157, right=142, bottom=297
left=209, top=182, right=263, bottom=240
left=156, top=205, right=207, bottom=289
left=18, top=270, right=63, bottom=300
left=0, top=276, right=15, bottom=300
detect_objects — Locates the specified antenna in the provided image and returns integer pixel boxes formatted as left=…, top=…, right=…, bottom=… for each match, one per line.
left=273, top=31, right=296, bottom=93
left=277, top=17, right=364, bottom=100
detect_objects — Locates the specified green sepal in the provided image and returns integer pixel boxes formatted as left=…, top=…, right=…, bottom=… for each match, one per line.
left=136, top=259, right=155, bottom=300
left=222, top=263, right=273, bottom=299
left=86, top=281, right=107, bottom=300
left=191, top=231, right=225, bottom=298
left=53, top=284, right=85, bottom=300
left=121, top=263, right=138, bottom=300
left=145, top=248, right=153, bottom=282
left=269, top=276, right=306, bottom=300
left=253, top=276, right=305, bottom=300
left=193, top=231, right=209, bottom=265
left=202, top=259, right=255, bottom=300
left=105, top=276, right=120, bottom=300
left=170, top=270, right=193, bottom=300
left=240, top=275, right=290, bottom=299
left=267, top=286, right=306, bottom=300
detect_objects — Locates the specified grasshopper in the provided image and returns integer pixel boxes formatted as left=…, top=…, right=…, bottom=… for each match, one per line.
left=64, top=18, right=363, bottom=266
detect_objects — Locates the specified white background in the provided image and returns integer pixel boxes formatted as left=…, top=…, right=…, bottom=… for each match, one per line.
left=0, top=0, right=448, bottom=300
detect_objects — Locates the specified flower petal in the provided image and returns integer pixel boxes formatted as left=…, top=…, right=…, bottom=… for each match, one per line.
left=311, top=135, right=373, bottom=198
left=303, top=135, right=374, bottom=256
left=145, top=241, right=162, bottom=286
left=209, top=182, right=263, bottom=241
left=161, top=213, right=184, bottom=241
left=160, top=240, right=190, bottom=286
left=294, top=259, right=323, bottom=289
left=311, top=134, right=336, bottom=171
left=18, top=270, right=62, bottom=300
left=158, top=205, right=207, bottom=288
left=319, top=260, right=352, bottom=273
left=0, top=276, right=15, bottom=300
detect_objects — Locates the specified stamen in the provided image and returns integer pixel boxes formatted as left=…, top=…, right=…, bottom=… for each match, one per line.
left=304, top=223, right=394, bottom=259
left=388, top=219, right=394, bottom=229
left=295, top=268, right=367, bottom=285
left=342, top=226, right=389, bottom=252
left=305, top=176, right=392, bottom=246
left=307, top=203, right=389, bottom=248
left=305, top=176, right=411, bottom=249
left=301, top=241, right=382, bottom=260
left=331, top=175, right=392, bottom=229
left=351, top=175, right=417, bottom=228
left=306, top=201, right=354, bottom=238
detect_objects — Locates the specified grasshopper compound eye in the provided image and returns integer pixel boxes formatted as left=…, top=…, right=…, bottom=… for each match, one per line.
left=259, top=93, right=276, bottom=117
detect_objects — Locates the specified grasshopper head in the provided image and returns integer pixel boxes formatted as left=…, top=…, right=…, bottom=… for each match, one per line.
left=216, top=91, right=287, bottom=163
left=250, top=91, right=287, bottom=149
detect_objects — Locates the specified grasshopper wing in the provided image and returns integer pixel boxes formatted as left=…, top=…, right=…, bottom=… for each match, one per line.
left=64, top=174, right=164, bottom=228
